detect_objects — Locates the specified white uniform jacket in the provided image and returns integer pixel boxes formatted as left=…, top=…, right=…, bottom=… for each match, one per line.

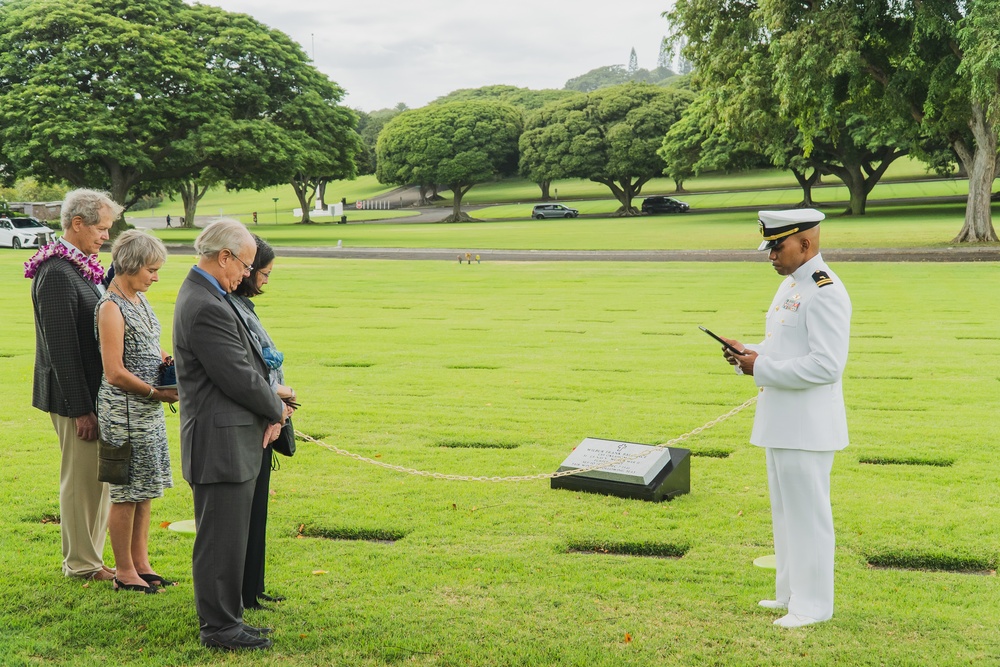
left=746, top=254, right=851, bottom=451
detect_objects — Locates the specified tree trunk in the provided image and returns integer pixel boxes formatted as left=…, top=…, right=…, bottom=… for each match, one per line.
left=417, top=183, right=430, bottom=206
left=290, top=176, right=317, bottom=223
left=594, top=177, right=648, bottom=216
left=538, top=180, right=551, bottom=200
left=673, top=179, right=686, bottom=193
left=317, top=180, right=327, bottom=209
left=108, top=166, right=135, bottom=238
left=178, top=180, right=209, bottom=229
left=791, top=167, right=820, bottom=207
left=441, top=183, right=475, bottom=222
left=814, top=134, right=906, bottom=216
left=952, top=102, right=999, bottom=243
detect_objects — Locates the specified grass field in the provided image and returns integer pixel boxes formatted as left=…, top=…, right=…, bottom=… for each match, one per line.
left=473, top=178, right=971, bottom=219
left=136, top=156, right=958, bottom=224
left=147, top=201, right=995, bottom=251
left=1, top=251, right=999, bottom=666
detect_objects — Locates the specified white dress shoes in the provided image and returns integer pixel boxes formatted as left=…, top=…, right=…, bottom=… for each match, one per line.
left=758, top=599, right=788, bottom=610
left=773, top=613, right=824, bottom=628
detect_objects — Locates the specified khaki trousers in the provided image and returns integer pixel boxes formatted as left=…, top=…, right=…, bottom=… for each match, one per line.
left=51, top=413, right=110, bottom=577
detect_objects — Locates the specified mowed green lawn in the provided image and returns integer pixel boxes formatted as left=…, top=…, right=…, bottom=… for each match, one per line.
left=1, top=253, right=998, bottom=666
left=149, top=201, right=994, bottom=250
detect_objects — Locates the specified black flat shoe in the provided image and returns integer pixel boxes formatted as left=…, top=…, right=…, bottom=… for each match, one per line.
left=138, top=573, right=177, bottom=588
left=244, top=602, right=273, bottom=611
left=258, top=592, right=285, bottom=603
left=113, top=577, right=157, bottom=594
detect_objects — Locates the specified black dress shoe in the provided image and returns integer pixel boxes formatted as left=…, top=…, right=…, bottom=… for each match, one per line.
left=243, top=624, right=273, bottom=637
left=244, top=602, right=273, bottom=611
left=201, top=630, right=272, bottom=651
left=259, top=592, right=286, bottom=603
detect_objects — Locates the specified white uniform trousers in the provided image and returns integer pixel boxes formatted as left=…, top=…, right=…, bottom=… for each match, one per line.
left=765, top=447, right=835, bottom=620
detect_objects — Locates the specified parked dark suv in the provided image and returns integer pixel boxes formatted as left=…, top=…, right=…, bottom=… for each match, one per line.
left=531, top=203, right=579, bottom=219
left=641, top=196, right=690, bottom=214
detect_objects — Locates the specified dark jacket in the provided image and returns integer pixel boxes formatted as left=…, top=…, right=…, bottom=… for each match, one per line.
left=31, top=256, right=103, bottom=417
left=173, top=268, right=284, bottom=484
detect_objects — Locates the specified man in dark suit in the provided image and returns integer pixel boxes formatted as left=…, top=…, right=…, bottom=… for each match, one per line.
left=173, top=219, right=290, bottom=651
left=31, top=189, right=123, bottom=580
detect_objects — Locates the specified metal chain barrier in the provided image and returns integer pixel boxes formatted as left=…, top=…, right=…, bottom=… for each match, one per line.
left=294, top=395, right=757, bottom=483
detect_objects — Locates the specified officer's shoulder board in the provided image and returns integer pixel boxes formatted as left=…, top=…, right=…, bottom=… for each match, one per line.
left=812, top=270, right=834, bottom=288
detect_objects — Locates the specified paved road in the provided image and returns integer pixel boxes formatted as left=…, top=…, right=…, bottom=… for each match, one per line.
left=163, top=244, right=1000, bottom=262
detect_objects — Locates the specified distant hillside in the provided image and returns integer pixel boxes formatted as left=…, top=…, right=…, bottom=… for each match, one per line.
left=564, top=65, right=678, bottom=93
left=431, top=85, right=578, bottom=110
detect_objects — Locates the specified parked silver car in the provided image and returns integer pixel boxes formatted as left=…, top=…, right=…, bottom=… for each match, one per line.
left=0, top=216, right=56, bottom=249
left=531, top=203, right=579, bottom=219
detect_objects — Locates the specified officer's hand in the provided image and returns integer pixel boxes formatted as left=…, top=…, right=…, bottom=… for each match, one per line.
left=719, top=336, right=746, bottom=364
left=720, top=337, right=757, bottom=376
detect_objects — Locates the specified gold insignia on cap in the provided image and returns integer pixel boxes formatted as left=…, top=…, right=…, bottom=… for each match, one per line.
left=762, top=226, right=800, bottom=241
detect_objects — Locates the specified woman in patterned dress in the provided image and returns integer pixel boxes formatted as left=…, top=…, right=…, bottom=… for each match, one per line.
left=95, top=230, right=178, bottom=593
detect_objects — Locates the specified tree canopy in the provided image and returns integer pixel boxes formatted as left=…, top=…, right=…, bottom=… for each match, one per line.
left=376, top=101, right=522, bottom=222
left=667, top=0, right=997, bottom=240
left=666, top=0, right=917, bottom=217
left=520, top=83, right=694, bottom=215
left=432, top=85, right=577, bottom=111
left=0, top=0, right=359, bottom=230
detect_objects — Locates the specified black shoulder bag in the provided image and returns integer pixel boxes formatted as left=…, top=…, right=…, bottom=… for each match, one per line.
left=98, top=394, right=132, bottom=484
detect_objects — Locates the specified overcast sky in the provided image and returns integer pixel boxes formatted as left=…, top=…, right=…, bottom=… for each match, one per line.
left=196, top=0, right=675, bottom=111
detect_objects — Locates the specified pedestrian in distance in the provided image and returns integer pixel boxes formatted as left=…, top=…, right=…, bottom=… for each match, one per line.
left=165, top=214, right=171, bottom=228
left=716, top=208, right=852, bottom=629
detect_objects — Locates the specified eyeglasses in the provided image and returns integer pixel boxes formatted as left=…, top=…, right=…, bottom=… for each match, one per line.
left=226, top=249, right=253, bottom=275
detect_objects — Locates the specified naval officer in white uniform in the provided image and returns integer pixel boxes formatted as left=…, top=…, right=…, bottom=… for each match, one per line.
left=719, top=209, right=851, bottom=628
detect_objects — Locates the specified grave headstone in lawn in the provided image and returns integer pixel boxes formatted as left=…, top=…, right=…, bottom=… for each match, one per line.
left=551, top=437, right=690, bottom=501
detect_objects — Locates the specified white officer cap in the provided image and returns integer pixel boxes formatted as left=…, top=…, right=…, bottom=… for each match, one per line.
left=757, top=209, right=825, bottom=251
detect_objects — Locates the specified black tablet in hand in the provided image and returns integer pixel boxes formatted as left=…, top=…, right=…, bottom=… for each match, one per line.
left=699, top=326, right=748, bottom=356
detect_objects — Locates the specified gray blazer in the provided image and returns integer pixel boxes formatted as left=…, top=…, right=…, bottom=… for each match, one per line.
left=31, top=256, right=103, bottom=417
left=173, top=269, right=284, bottom=484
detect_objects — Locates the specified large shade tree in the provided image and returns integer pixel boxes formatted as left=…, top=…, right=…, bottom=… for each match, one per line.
left=666, top=0, right=918, bottom=217
left=0, top=0, right=358, bottom=231
left=520, top=83, right=694, bottom=215
left=668, top=0, right=998, bottom=239
left=376, top=101, right=522, bottom=222
left=901, top=1, right=999, bottom=242
left=433, top=85, right=579, bottom=201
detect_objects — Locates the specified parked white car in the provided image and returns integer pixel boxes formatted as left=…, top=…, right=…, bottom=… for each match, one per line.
left=0, top=216, right=56, bottom=249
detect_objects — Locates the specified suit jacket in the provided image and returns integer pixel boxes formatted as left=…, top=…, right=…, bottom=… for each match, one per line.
left=173, top=268, right=284, bottom=484
left=747, top=254, right=852, bottom=451
left=31, top=256, right=103, bottom=418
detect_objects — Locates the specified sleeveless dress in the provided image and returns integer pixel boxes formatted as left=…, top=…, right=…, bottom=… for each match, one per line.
left=95, top=291, right=173, bottom=503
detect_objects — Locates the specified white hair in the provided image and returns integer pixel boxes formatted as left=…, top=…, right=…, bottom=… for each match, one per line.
left=194, top=218, right=253, bottom=258
left=60, top=189, right=124, bottom=231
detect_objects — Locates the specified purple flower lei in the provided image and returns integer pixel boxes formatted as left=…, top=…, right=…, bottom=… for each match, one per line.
left=24, top=242, right=105, bottom=285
